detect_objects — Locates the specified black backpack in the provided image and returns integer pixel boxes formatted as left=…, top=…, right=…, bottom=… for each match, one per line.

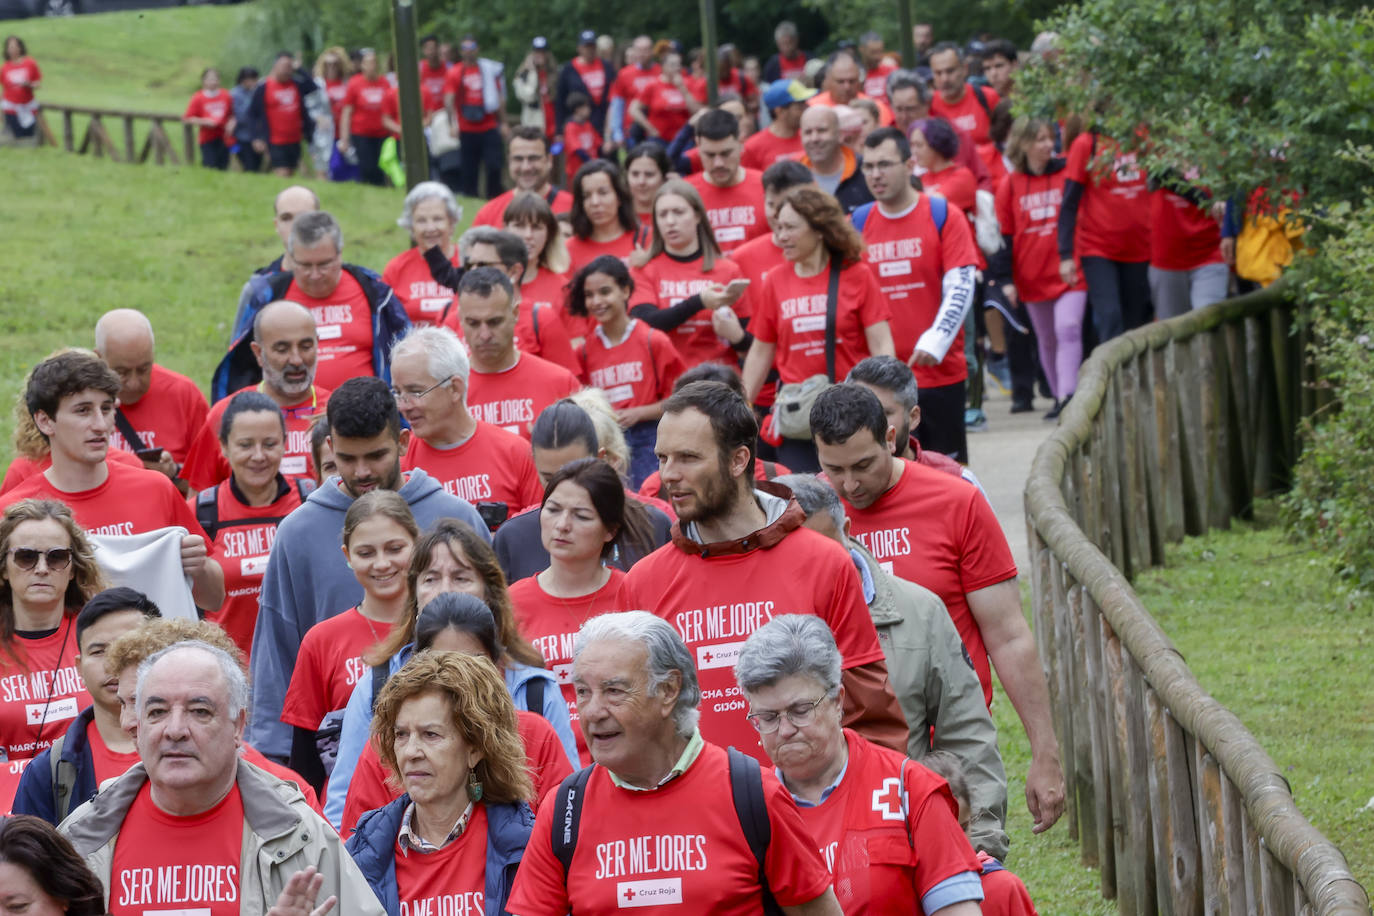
left=195, top=478, right=315, bottom=541
left=550, top=746, right=785, bottom=915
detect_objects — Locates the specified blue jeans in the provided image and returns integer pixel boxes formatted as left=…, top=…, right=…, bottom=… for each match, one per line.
left=624, top=420, right=659, bottom=490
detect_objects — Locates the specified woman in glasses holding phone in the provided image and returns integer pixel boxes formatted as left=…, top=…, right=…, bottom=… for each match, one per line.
left=0, top=499, right=105, bottom=762
left=735, top=615, right=985, bottom=916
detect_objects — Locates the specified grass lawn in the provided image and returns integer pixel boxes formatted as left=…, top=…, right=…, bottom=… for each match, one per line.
left=0, top=147, right=480, bottom=463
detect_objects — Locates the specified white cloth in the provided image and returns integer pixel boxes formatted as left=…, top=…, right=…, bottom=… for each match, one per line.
left=90, top=527, right=197, bottom=620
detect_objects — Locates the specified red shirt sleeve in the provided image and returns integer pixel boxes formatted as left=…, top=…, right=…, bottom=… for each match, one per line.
left=339, top=743, right=396, bottom=838
left=750, top=270, right=783, bottom=345
left=505, top=797, right=570, bottom=916
left=184, top=92, right=203, bottom=120
left=521, top=714, right=575, bottom=809
left=939, top=203, right=981, bottom=271
left=856, top=265, right=893, bottom=327
left=1065, top=132, right=1093, bottom=184
left=957, top=487, right=1018, bottom=593
left=995, top=175, right=1014, bottom=235
left=648, top=328, right=687, bottom=400
left=342, top=76, right=359, bottom=109
left=818, top=534, right=887, bottom=669
left=280, top=628, right=328, bottom=730
left=759, top=777, right=840, bottom=906
left=908, top=776, right=982, bottom=897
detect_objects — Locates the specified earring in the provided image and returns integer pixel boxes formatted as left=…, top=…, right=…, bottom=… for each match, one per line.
left=467, top=768, right=483, bottom=802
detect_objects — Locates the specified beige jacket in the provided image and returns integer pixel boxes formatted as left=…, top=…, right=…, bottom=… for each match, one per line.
left=60, top=758, right=385, bottom=916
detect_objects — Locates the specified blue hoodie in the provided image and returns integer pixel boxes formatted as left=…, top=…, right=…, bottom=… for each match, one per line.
left=245, top=469, right=490, bottom=759
left=11, top=707, right=99, bottom=825
left=346, top=794, right=533, bottom=916
left=324, top=645, right=575, bottom=832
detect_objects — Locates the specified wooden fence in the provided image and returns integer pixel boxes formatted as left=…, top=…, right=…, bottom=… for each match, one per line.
left=32, top=103, right=195, bottom=165
left=1023, top=284, right=1369, bottom=914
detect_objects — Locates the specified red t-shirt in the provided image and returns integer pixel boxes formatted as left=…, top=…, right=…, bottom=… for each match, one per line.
left=610, top=64, right=662, bottom=135
left=740, top=129, right=804, bottom=171
left=798, top=730, right=979, bottom=914
left=109, top=782, right=244, bottom=916
left=323, top=79, right=347, bottom=138
left=1, top=57, right=40, bottom=106
left=1150, top=187, right=1223, bottom=271
left=995, top=170, right=1083, bottom=302
left=509, top=569, right=635, bottom=765
left=978, top=850, right=1040, bottom=916
left=419, top=59, right=451, bottom=114
left=472, top=187, right=574, bottom=228
left=342, top=74, right=396, bottom=138
left=564, top=118, right=603, bottom=187
left=686, top=170, right=769, bottom=252
left=626, top=526, right=886, bottom=763
left=109, top=364, right=210, bottom=465
left=3, top=459, right=210, bottom=541
left=204, top=480, right=306, bottom=660
left=466, top=353, right=581, bottom=439
left=87, top=717, right=140, bottom=785
left=863, top=60, right=898, bottom=101
left=281, top=607, right=395, bottom=731
left=0, top=758, right=31, bottom=815
left=920, top=164, right=978, bottom=216
left=184, top=89, right=232, bottom=145
left=859, top=195, right=980, bottom=386
left=774, top=53, right=808, bottom=80
left=263, top=77, right=302, bottom=145
left=514, top=266, right=585, bottom=347
left=2, top=449, right=141, bottom=495
left=508, top=742, right=833, bottom=914
left=394, top=803, right=489, bottom=913
left=571, top=57, right=608, bottom=105
left=445, top=64, right=496, bottom=132
left=844, top=459, right=1017, bottom=706
left=1064, top=132, right=1151, bottom=262
left=0, top=616, right=89, bottom=760
left=753, top=262, right=892, bottom=385
left=729, top=233, right=786, bottom=287
left=181, top=384, right=329, bottom=491
left=630, top=252, right=749, bottom=368
left=383, top=245, right=461, bottom=326
left=565, top=230, right=639, bottom=275
left=402, top=421, right=544, bottom=510
left=242, top=745, right=322, bottom=813
left=440, top=283, right=580, bottom=376
left=286, top=272, right=375, bottom=391
left=929, top=84, right=999, bottom=149
left=340, top=710, right=571, bottom=837
left=578, top=320, right=684, bottom=409
left=637, top=80, right=696, bottom=141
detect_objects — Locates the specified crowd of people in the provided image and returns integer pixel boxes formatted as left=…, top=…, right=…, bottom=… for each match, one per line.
left=0, top=13, right=1290, bottom=916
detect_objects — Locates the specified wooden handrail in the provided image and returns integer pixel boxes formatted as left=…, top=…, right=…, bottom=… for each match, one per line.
left=1024, top=285, right=1370, bottom=914
left=36, top=102, right=199, bottom=165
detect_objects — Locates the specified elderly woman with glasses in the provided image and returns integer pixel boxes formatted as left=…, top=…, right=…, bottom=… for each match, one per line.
left=0, top=499, right=105, bottom=762
left=735, top=614, right=985, bottom=916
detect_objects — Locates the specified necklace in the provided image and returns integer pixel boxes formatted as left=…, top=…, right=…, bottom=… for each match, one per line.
left=27, top=614, right=73, bottom=748
left=357, top=604, right=386, bottom=644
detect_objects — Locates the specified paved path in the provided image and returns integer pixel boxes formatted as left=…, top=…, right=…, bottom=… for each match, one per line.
left=966, top=386, right=1059, bottom=573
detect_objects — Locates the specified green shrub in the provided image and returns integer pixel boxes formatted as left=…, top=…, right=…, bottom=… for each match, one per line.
left=1284, top=186, right=1374, bottom=586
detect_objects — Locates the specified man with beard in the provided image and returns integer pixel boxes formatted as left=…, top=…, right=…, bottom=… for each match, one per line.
left=188, top=302, right=329, bottom=490
left=624, top=380, right=907, bottom=765
left=244, top=377, right=488, bottom=761
left=470, top=127, right=573, bottom=227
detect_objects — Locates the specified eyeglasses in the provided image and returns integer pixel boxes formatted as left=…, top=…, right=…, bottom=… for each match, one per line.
left=9, top=547, right=73, bottom=571
left=389, top=375, right=454, bottom=404
left=746, top=694, right=829, bottom=734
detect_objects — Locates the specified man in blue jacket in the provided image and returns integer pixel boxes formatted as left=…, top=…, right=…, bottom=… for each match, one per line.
left=12, top=588, right=160, bottom=824
left=245, top=377, right=490, bottom=762
left=217, top=210, right=410, bottom=400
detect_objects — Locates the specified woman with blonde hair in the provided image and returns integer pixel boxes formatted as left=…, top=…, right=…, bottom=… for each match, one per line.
left=0, top=499, right=104, bottom=760
left=346, top=648, right=534, bottom=916
left=313, top=46, right=353, bottom=141
left=742, top=185, right=894, bottom=471
left=627, top=178, right=751, bottom=369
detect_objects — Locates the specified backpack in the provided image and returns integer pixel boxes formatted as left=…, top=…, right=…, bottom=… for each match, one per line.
left=851, top=193, right=947, bottom=236
left=47, top=734, right=77, bottom=821
left=195, top=478, right=315, bottom=542
left=550, top=746, right=785, bottom=915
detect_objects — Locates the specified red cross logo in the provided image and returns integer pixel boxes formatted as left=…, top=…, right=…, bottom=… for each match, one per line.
left=871, top=777, right=905, bottom=821
left=623, top=888, right=636, bottom=901
left=703, top=651, right=714, bottom=663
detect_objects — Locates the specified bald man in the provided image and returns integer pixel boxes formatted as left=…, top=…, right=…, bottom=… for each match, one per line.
left=255, top=185, right=321, bottom=277
left=190, top=301, right=331, bottom=490
left=799, top=105, right=873, bottom=213
left=807, top=50, right=894, bottom=126
left=94, top=309, right=209, bottom=490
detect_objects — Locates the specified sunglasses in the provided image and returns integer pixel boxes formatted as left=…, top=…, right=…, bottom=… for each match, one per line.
left=9, top=547, right=73, bottom=571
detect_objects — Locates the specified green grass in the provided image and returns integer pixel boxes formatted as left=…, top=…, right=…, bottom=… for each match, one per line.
left=0, top=147, right=480, bottom=464
left=1133, top=507, right=1373, bottom=893
left=14, top=5, right=249, bottom=114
